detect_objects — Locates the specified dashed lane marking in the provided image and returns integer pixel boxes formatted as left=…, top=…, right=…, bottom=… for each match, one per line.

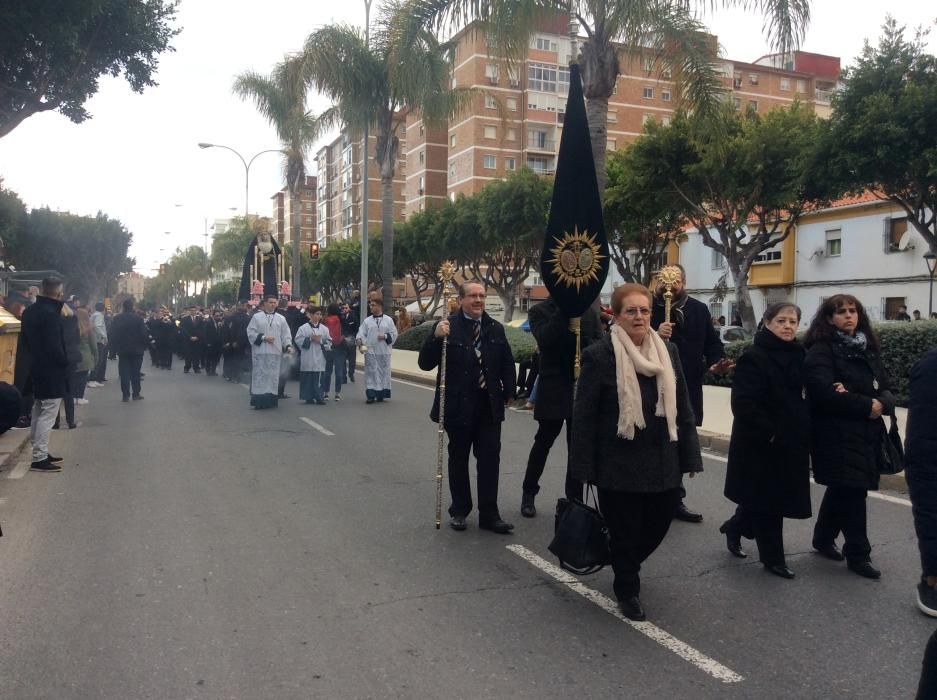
left=507, top=544, right=745, bottom=683
left=300, top=417, right=335, bottom=436
left=702, top=451, right=911, bottom=507
left=391, top=378, right=434, bottom=391
left=506, top=544, right=744, bottom=684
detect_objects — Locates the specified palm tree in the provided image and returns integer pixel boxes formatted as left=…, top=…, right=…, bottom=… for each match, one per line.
left=302, top=0, right=475, bottom=311
left=234, top=57, right=320, bottom=300
left=409, top=0, right=810, bottom=192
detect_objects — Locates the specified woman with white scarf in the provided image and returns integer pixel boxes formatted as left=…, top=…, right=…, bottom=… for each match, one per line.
left=571, top=284, right=702, bottom=621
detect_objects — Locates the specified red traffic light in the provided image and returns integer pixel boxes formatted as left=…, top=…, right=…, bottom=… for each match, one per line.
left=310, top=243, right=320, bottom=259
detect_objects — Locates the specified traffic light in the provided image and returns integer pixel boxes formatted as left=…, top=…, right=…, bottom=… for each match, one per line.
left=310, top=242, right=320, bottom=259
left=159, top=264, right=167, bottom=275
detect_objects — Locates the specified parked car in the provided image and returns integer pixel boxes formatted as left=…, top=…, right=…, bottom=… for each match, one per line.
left=719, top=325, right=751, bottom=343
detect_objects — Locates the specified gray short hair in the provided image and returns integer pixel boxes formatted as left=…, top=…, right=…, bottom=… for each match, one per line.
left=458, top=280, right=485, bottom=297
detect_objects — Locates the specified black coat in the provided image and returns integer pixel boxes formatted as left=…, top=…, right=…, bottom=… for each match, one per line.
left=651, top=294, right=723, bottom=425
left=202, top=320, right=224, bottom=353
left=225, top=312, right=250, bottom=353
left=804, top=337, right=895, bottom=491
left=179, top=315, right=202, bottom=345
left=109, top=312, right=149, bottom=355
left=418, top=311, right=516, bottom=426
left=62, top=312, right=81, bottom=373
left=905, top=348, right=937, bottom=574
left=724, top=329, right=811, bottom=518
left=528, top=298, right=604, bottom=422
left=570, top=336, right=702, bottom=493
left=21, top=295, right=69, bottom=399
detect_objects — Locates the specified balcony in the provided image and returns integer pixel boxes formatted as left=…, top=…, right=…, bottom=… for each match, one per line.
left=815, top=88, right=833, bottom=104
left=526, top=136, right=555, bottom=152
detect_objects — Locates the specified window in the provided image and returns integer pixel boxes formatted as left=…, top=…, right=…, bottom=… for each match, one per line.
left=884, top=216, right=908, bottom=252
left=884, top=297, right=908, bottom=320
left=558, top=66, right=570, bottom=94
left=506, top=97, right=518, bottom=111
left=662, top=68, right=672, bottom=80
left=662, top=89, right=672, bottom=102
left=418, top=176, right=424, bottom=194
left=643, top=113, right=656, bottom=125
left=709, top=301, right=723, bottom=320
left=733, top=74, right=742, bottom=89
left=754, top=249, right=782, bottom=263
left=449, top=192, right=456, bottom=203
left=642, top=86, right=654, bottom=99
left=796, top=79, right=807, bottom=93
left=643, top=56, right=654, bottom=72
left=528, top=63, right=557, bottom=92
left=749, top=73, right=760, bottom=85
left=484, top=64, right=499, bottom=82
left=607, top=139, right=616, bottom=151
left=528, top=94, right=556, bottom=112
left=825, top=228, right=842, bottom=257
left=732, top=97, right=741, bottom=110
left=507, top=68, right=519, bottom=87
left=484, top=125, right=497, bottom=139
left=506, top=127, right=517, bottom=141
left=527, top=156, right=550, bottom=174
left=780, top=77, right=791, bottom=91
left=450, top=134, right=456, bottom=148
left=661, top=115, right=672, bottom=126
left=448, top=163, right=455, bottom=178
left=607, top=110, right=618, bottom=123
left=483, top=154, right=496, bottom=169
left=528, top=129, right=550, bottom=148
left=418, top=150, right=425, bottom=163
left=505, top=157, right=516, bottom=171
left=557, top=110, right=565, bottom=124
left=711, top=249, right=725, bottom=270
left=748, top=100, right=758, bottom=112
left=485, top=94, right=496, bottom=109
left=419, top=125, right=425, bottom=136
left=535, top=37, right=557, bottom=51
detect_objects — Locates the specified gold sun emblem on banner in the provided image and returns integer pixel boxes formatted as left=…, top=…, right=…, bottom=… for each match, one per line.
left=546, top=227, right=606, bottom=291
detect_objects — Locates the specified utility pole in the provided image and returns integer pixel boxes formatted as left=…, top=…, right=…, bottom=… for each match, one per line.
left=360, top=0, right=373, bottom=310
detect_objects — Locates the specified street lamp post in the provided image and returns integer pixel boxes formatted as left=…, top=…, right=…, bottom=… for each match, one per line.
left=925, top=251, right=937, bottom=318
left=360, top=0, right=373, bottom=312
left=197, top=143, right=281, bottom=220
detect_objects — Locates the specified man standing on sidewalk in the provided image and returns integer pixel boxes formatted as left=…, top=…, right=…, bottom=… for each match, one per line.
left=88, top=301, right=108, bottom=386
left=21, top=277, right=69, bottom=472
left=109, top=298, right=148, bottom=402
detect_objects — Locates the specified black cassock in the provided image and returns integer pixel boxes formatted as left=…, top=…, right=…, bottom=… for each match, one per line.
left=238, top=237, right=282, bottom=301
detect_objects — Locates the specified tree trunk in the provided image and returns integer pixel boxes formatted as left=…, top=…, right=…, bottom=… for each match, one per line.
left=581, top=38, right=619, bottom=194
left=726, top=257, right=758, bottom=332
left=500, top=288, right=516, bottom=323
left=585, top=95, right=609, bottom=194
left=380, top=176, right=394, bottom=312
left=290, top=189, right=301, bottom=301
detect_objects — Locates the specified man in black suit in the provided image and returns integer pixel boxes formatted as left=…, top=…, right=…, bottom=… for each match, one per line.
left=201, top=309, right=225, bottom=376
left=179, top=306, right=202, bottom=374
left=110, top=298, right=149, bottom=401
left=418, top=280, right=517, bottom=534
left=651, top=264, right=730, bottom=522
left=520, top=297, right=604, bottom=517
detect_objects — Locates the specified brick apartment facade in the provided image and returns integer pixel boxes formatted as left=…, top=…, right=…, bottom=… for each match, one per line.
left=270, top=175, right=318, bottom=249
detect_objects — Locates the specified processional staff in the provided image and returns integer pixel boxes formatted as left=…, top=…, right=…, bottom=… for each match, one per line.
left=434, top=261, right=457, bottom=529
left=658, top=265, right=683, bottom=323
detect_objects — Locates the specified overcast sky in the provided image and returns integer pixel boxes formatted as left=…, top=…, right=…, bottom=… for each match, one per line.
left=0, top=1, right=933, bottom=277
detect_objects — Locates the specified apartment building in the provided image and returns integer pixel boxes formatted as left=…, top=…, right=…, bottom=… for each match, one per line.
left=117, top=271, right=146, bottom=299
left=672, top=194, right=935, bottom=325
left=313, top=129, right=407, bottom=248
left=270, top=175, right=318, bottom=249
left=403, top=20, right=841, bottom=216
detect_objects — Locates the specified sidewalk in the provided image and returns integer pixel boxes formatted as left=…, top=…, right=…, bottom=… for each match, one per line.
left=365, top=348, right=909, bottom=488
left=0, top=426, right=31, bottom=473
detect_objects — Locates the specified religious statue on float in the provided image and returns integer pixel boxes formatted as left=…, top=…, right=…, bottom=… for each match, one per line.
left=238, top=219, right=288, bottom=302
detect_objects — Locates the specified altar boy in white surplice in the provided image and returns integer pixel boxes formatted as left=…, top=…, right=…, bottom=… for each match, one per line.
left=355, top=298, right=397, bottom=404
left=246, top=295, right=293, bottom=409
left=294, top=306, right=331, bottom=404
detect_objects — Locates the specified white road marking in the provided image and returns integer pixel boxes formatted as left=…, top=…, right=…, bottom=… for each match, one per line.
left=392, top=378, right=434, bottom=391
left=239, top=383, right=250, bottom=391
left=8, top=460, right=31, bottom=479
left=703, top=451, right=911, bottom=507
left=300, top=417, right=335, bottom=436
left=506, top=544, right=743, bottom=683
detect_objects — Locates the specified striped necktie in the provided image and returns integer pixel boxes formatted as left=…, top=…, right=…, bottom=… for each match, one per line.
left=473, top=320, right=487, bottom=389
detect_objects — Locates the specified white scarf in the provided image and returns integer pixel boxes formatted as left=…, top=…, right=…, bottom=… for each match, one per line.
left=609, top=324, right=678, bottom=441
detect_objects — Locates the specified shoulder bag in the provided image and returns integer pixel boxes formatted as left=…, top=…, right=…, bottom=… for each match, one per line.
left=880, top=414, right=905, bottom=475
left=547, top=486, right=610, bottom=575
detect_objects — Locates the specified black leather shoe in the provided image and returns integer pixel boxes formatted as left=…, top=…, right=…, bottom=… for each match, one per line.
left=479, top=518, right=514, bottom=534
left=765, top=564, right=796, bottom=579
left=521, top=493, right=536, bottom=518
left=813, top=541, right=845, bottom=561
left=674, top=501, right=703, bottom=523
left=618, top=596, right=646, bottom=621
left=132, top=395, right=144, bottom=401
left=449, top=515, right=467, bottom=531
left=47, top=454, right=63, bottom=463
left=719, top=520, right=747, bottom=558
left=366, top=398, right=375, bottom=404
left=30, top=459, right=61, bottom=473
left=847, top=560, right=882, bottom=579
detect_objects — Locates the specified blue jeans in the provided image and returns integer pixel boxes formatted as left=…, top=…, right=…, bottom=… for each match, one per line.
left=321, top=345, right=347, bottom=394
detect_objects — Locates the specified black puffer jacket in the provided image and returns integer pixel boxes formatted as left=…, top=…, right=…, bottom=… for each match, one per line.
left=905, top=349, right=937, bottom=575
left=21, top=295, right=69, bottom=399
left=418, top=312, right=516, bottom=426
left=724, top=329, right=811, bottom=518
left=804, top=336, right=895, bottom=491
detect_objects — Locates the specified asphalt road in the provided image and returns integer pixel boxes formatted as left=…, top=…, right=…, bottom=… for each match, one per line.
left=0, top=360, right=932, bottom=699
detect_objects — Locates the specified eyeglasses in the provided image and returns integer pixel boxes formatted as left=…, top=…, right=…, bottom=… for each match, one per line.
left=622, top=307, right=651, bottom=316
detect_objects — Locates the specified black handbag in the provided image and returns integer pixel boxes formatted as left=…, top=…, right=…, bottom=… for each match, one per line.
left=548, top=486, right=610, bottom=575
left=880, top=414, right=905, bottom=475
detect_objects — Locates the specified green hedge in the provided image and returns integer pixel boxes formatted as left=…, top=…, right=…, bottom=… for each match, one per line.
left=395, top=321, right=537, bottom=363
left=703, top=321, right=937, bottom=406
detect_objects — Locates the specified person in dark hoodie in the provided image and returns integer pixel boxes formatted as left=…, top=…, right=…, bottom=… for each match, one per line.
left=53, top=302, right=82, bottom=429
left=109, top=298, right=149, bottom=402
left=21, top=278, right=69, bottom=472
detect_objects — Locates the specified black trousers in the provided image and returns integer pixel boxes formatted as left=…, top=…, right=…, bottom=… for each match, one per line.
left=94, top=342, right=108, bottom=381
left=598, top=488, right=680, bottom=600
left=183, top=341, right=201, bottom=371
left=918, top=628, right=937, bottom=700
left=204, top=351, right=221, bottom=376
left=118, top=352, right=143, bottom=398
left=156, top=342, right=173, bottom=368
left=445, top=396, right=502, bottom=521
left=522, top=417, right=582, bottom=501
left=724, top=505, right=785, bottom=566
left=814, top=486, right=871, bottom=562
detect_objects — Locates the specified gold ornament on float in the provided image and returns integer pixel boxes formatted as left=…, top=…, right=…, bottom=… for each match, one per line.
left=546, top=227, right=606, bottom=292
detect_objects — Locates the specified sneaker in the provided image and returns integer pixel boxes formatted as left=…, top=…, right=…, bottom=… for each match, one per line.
left=132, top=395, right=144, bottom=401
left=87, top=381, right=101, bottom=388
left=322, top=394, right=329, bottom=401
left=76, top=398, right=89, bottom=405
left=12, top=416, right=30, bottom=429
left=918, top=579, right=937, bottom=617
left=31, top=459, right=61, bottom=473
left=334, top=395, right=341, bottom=402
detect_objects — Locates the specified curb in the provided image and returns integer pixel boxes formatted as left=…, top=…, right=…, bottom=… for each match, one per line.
left=0, top=429, right=30, bottom=473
